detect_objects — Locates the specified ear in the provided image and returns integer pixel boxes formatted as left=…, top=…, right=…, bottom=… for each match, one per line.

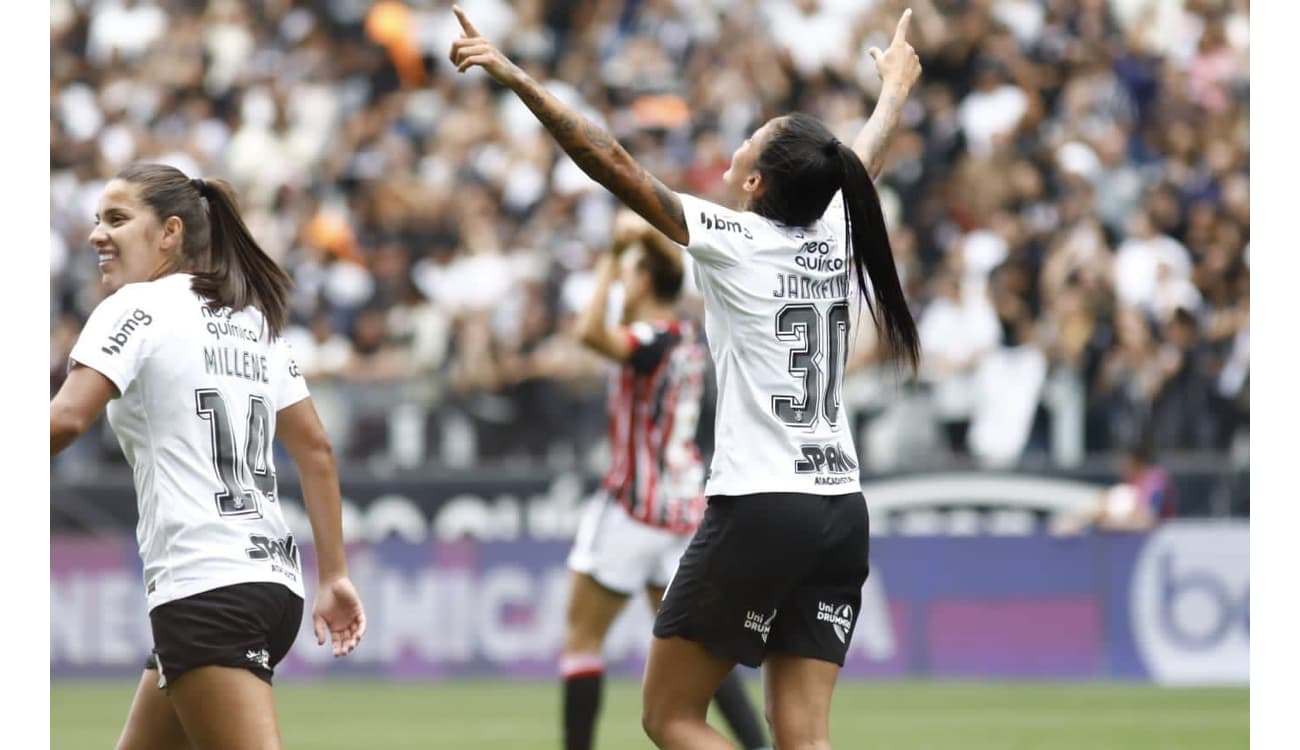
left=742, top=170, right=765, bottom=198
left=159, top=216, right=184, bottom=254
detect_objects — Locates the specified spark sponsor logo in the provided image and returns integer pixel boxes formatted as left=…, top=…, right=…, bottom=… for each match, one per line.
left=743, top=609, right=777, bottom=642
left=701, top=211, right=753, bottom=239
left=817, top=601, right=854, bottom=644
left=100, top=309, right=153, bottom=355
left=246, top=533, right=300, bottom=580
left=795, top=442, right=858, bottom=485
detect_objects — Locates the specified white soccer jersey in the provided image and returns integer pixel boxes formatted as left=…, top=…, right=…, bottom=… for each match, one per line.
left=677, top=191, right=863, bottom=497
left=69, top=273, right=308, bottom=610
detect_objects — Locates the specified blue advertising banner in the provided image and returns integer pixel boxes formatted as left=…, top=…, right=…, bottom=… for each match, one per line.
left=50, top=521, right=1247, bottom=685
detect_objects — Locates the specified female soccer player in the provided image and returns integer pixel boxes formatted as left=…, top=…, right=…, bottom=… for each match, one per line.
left=50, top=164, right=366, bottom=749
left=450, top=6, right=922, bottom=748
left=563, top=210, right=768, bottom=750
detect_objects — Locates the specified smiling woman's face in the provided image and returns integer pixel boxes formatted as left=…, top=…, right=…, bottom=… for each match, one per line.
left=88, top=179, right=169, bottom=292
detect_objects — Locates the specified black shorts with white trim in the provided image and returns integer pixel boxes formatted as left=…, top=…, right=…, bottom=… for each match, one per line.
left=652, top=491, right=869, bottom=668
left=144, top=581, right=303, bottom=689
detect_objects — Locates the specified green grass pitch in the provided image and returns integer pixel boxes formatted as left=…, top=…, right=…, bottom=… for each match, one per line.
left=51, top=679, right=1247, bottom=749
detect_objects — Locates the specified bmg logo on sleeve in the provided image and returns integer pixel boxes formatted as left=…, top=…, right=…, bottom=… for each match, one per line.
left=101, top=308, right=152, bottom=355
left=1130, top=522, right=1248, bottom=686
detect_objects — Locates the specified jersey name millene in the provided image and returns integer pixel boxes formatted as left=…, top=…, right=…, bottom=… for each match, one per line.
left=204, top=345, right=270, bottom=384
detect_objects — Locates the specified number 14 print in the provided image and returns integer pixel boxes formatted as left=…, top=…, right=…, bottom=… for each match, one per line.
left=195, top=389, right=276, bottom=518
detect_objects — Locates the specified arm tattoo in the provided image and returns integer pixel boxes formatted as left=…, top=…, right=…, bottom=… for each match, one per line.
left=854, top=89, right=906, bottom=179
left=512, top=72, right=688, bottom=243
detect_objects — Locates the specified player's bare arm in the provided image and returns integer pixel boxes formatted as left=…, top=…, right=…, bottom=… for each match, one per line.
left=850, top=9, right=922, bottom=178
left=448, top=5, right=688, bottom=245
left=277, top=398, right=367, bottom=657
left=575, top=254, right=632, bottom=363
left=574, top=212, right=646, bottom=362
left=50, top=364, right=116, bottom=455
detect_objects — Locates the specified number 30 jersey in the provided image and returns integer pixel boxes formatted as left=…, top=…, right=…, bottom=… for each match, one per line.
left=677, top=192, right=861, bottom=498
left=69, top=273, right=307, bottom=610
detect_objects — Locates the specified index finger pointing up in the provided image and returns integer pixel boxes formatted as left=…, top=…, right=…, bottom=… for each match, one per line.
left=453, top=5, right=481, bottom=37
left=893, top=8, right=912, bottom=46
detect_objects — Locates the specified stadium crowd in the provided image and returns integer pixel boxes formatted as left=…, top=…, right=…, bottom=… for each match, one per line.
left=50, top=0, right=1250, bottom=474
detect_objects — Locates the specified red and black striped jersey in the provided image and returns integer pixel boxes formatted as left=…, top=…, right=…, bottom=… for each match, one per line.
left=603, top=319, right=708, bottom=534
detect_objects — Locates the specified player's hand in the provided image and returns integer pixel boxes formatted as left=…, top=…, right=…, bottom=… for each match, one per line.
left=312, top=576, right=367, bottom=657
left=868, top=9, right=921, bottom=92
left=612, top=209, right=651, bottom=254
left=448, top=5, right=519, bottom=86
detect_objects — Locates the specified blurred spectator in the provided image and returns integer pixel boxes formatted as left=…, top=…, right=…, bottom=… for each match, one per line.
left=1052, top=440, right=1177, bottom=535
left=51, top=0, right=1249, bottom=473
left=917, top=268, right=999, bottom=458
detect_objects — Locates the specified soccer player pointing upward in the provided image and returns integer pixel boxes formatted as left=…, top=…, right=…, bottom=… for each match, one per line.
left=452, top=5, right=921, bottom=748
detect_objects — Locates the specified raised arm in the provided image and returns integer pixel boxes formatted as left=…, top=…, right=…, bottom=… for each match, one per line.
left=448, top=6, right=687, bottom=245
left=851, top=9, right=923, bottom=178
left=575, top=211, right=651, bottom=362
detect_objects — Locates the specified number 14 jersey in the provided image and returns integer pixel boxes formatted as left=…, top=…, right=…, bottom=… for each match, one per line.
left=69, top=273, right=307, bottom=610
left=677, top=192, right=861, bottom=498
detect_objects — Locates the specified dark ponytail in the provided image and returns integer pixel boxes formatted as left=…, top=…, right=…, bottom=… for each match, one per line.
left=116, top=164, right=291, bottom=338
left=833, top=141, right=920, bottom=369
left=749, top=113, right=919, bottom=369
left=190, top=177, right=291, bottom=338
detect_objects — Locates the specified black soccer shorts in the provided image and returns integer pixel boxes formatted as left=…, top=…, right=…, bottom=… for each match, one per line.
left=653, top=491, right=869, bottom=668
left=144, top=581, right=304, bottom=689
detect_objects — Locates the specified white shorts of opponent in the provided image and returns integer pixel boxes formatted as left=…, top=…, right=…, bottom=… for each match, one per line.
left=566, top=493, right=694, bottom=595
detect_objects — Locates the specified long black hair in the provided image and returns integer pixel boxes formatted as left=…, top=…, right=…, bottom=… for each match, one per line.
left=117, top=163, right=292, bottom=338
left=749, top=113, right=920, bottom=369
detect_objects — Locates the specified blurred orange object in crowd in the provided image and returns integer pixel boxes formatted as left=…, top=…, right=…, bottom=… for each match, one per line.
left=304, top=210, right=361, bottom=263
left=632, top=94, right=690, bottom=130
left=366, top=1, right=429, bottom=88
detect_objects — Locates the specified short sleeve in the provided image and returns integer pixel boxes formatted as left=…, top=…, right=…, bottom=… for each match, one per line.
left=273, top=337, right=311, bottom=411
left=624, top=321, right=676, bottom=375
left=68, top=285, right=158, bottom=396
left=677, top=192, right=759, bottom=268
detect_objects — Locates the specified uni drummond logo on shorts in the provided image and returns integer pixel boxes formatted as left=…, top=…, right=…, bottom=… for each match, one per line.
left=817, top=601, right=854, bottom=644
left=744, top=609, right=778, bottom=643
left=246, top=649, right=270, bottom=670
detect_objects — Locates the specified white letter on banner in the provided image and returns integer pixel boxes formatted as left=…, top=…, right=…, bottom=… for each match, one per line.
left=99, top=573, right=148, bottom=665
left=852, top=564, right=897, bottom=661
left=477, top=566, right=538, bottom=663
left=535, top=567, right=570, bottom=656
left=374, top=570, right=443, bottom=663
left=435, top=570, right=476, bottom=662
left=50, top=576, right=89, bottom=665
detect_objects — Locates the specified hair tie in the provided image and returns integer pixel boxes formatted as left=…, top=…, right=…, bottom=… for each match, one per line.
left=823, top=138, right=842, bottom=157
left=190, top=177, right=208, bottom=197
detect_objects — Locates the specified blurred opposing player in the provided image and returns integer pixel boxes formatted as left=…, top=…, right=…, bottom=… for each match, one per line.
left=562, top=209, right=768, bottom=750
left=50, top=164, right=366, bottom=749
left=451, top=5, right=920, bottom=747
